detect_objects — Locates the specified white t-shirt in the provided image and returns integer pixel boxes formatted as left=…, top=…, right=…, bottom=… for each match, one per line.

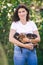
left=10, top=20, right=38, bottom=34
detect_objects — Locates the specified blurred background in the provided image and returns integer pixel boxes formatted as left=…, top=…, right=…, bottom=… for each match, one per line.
left=0, top=0, right=43, bottom=65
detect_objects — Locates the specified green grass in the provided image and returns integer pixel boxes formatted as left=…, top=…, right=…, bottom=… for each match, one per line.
left=0, top=43, right=8, bottom=65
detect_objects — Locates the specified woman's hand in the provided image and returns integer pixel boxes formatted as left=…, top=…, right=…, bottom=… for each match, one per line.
left=24, top=43, right=34, bottom=50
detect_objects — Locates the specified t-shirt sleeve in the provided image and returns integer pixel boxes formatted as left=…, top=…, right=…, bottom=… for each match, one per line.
left=10, top=22, right=16, bottom=30
left=31, top=21, right=38, bottom=31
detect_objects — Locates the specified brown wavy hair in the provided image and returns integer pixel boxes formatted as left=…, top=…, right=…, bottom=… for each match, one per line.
left=12, top=4, right=29, bottom=22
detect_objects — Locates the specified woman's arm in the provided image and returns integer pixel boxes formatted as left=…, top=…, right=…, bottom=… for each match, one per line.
left=9, top=29, right=25, bottom=47
left=30, top=30, right=41, bottom=44
left=9, top=29, right=34, bottom=50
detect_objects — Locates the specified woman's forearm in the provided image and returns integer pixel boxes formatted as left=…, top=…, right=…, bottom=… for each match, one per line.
left=9, top=37, right=25, bottom=47
left=30, top=37, right=40, bottom=44
left=9, top=37, right=35, bottom=50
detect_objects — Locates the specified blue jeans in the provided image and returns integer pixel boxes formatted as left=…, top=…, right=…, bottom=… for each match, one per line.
left=13, top=46, right=37, bottom=65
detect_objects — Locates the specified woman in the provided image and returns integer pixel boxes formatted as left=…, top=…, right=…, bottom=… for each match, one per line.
left=9, top=4, right=40, bottom=65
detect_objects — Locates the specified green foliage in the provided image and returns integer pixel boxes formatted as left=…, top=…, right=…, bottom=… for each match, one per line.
left=0, top=0, right=43, bottom=65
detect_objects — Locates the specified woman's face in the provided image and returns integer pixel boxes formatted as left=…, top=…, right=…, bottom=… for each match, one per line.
left=18, top=8, right=27, bottom=20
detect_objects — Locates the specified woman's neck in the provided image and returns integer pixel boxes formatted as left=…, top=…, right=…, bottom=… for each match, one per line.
left=20, top=19, right=27, bottom=25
